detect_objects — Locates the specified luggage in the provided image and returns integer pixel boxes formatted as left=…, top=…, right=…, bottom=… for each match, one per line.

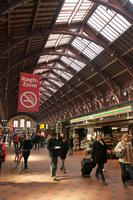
left=81, top=158, right=92, bottom=176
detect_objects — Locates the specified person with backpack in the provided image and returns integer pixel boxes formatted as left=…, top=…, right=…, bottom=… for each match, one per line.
left=0, top=136, right=6, bottom=174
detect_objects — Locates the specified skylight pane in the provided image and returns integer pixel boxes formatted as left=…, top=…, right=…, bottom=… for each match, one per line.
left=56, top=0, right=94, bottom=24
left=87, top=5, right=131, bottom=42
left=70, top=62, right=81, bottom=71
left=62, top=72, right=72, bottom=80
left=49, top=87, right=57, bottom=93
left=61, top=50, right=86, bottom=73
left=74, top=60, right=86, bottom=68
left=45, top=40, right=56, bottom=48
left=53, top=69, right=62, bottom=75
left=72, top=36, right=104, bottom=60
left=38, top=55, right=48, bottom=63
left=52, top=80, right=63, bottom=87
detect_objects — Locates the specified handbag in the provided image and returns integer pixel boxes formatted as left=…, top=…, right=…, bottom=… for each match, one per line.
left=115, top=150, right=125, bottom=159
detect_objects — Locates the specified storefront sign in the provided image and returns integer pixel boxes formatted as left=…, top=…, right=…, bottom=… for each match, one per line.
left=40, top=123, right=44, bottom=129
left=18, top=72, right=40, bottom=112
left=70, top=105, right=132, bottom=123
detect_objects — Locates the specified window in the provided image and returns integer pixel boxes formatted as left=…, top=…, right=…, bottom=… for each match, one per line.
left=72, top=36, right=104, bottom=60
left=13, top=120, right=18, bottom=128
left=56, top=0, right=94, bottom=24
left=26, top=120, right=31, bottom=128
left=20, top=118, right=25, bottom=128
left=87, top=5, right=131, bottom=42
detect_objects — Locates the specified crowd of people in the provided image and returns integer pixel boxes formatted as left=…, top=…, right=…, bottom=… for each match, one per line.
left=0, top=131, right=133, bottom=188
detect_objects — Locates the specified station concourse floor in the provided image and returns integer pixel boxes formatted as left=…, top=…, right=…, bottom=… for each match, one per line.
left=0, top=146, right=133, bottom=200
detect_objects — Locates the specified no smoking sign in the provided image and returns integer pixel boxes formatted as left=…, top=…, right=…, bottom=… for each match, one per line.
left=20, top=91, right=37, bottom=108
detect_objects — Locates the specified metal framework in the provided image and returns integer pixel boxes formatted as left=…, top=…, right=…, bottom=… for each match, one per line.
left=0, top=0, right=133, bottom=123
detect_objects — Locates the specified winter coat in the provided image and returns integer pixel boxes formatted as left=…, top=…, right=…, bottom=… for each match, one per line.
left=47, top=137, right=61, bottom=158
left=19, top=139, right=33, bottom=155
left=60, top=140, right=69, bottom=159
left=92, top=141, right=107, bottom=164
left=0, top=143, right=6, bottom=161
left=115, top=141, right=133, bottom=164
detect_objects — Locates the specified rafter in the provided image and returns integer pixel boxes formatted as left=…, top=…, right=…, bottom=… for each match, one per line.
left=0, top=25, right=108, bottom=57
left=0, top=0, right=31, bottom=18
left=22, top=0, right=41, bottom=68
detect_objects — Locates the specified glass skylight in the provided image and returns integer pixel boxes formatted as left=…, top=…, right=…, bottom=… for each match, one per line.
left=53, top=63, right=73, bottom=81
left=56, top=0, right=94, bottom=24
left=45, top=34, right=71, bottom=48
left=72, top=36, right=104, bottom=60
left=61, top=50, right=86, bottom=72
left=87, top=5, right=131, bottom=42
left=38, top=55, right=58, bottom=64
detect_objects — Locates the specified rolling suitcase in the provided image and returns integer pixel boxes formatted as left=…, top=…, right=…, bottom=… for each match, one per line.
left=81, top=158, right=92, bottom=176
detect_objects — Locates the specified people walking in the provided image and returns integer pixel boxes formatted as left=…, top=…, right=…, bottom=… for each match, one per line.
left=0, top=136, right=6, bottom=174
left=47, top=133, right=61, bottom=180
left=92, top=135, right=107, bottom=185
left=19, top=134, right=33, bottom=171
left=115, top=133, right=133, bottom=188
left=60, top=134, right=69, bottom=173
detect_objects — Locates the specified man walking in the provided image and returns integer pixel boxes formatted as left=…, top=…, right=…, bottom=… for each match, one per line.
left=47, top=133, right=61, bottom=180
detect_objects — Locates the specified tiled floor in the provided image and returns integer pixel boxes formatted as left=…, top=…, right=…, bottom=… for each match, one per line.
left=0, top=146, right=133, bottom=200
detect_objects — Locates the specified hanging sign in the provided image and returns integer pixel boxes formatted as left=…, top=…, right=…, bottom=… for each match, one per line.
left=18, top=72, right=40, bottom=112
left=40, top=123, right=45, bottom=129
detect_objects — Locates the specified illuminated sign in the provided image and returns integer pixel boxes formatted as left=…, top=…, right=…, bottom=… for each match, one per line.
left=40, top=123, right=44, bottom=129
left=70, top=105, right=132, bottom=124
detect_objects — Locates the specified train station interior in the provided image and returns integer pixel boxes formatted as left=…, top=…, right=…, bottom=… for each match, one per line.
left=0, top=0, right=133, bottom=199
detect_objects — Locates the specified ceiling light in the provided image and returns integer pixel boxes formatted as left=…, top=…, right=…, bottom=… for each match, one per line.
left=123, top=91, right=127, bottom=96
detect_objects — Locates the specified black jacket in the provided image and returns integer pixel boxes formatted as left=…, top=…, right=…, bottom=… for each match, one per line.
left=60, top=140, right=69, bottom=159
left=19, top=139, right=33, bottom=154
left=47, top=137, right=61, bottom=158
left=92, top=141, right=107, bottom=164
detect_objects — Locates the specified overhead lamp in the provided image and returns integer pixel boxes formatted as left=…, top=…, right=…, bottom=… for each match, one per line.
left=123, top=91, right=127, bottom=96
left=112, top=96, right=115, bottom=100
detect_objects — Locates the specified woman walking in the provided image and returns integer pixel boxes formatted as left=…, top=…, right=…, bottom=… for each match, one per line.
left=115, top=133, right=133, bottom=188
left=92, top=135, right=107, bottom=185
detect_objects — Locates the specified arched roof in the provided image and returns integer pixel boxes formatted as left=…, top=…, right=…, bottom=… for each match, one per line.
left=0, top=0, right=133, bottom=123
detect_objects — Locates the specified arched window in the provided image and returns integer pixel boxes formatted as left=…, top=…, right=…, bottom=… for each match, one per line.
left=26, top=120, right=31, bottom=128
left=20, top=118, right=25, bottom=128
left=13, top=120, right=18, bottom=128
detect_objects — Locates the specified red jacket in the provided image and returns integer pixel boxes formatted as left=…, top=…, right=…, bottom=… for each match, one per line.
left=0, top=143, right=6, bottom=161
